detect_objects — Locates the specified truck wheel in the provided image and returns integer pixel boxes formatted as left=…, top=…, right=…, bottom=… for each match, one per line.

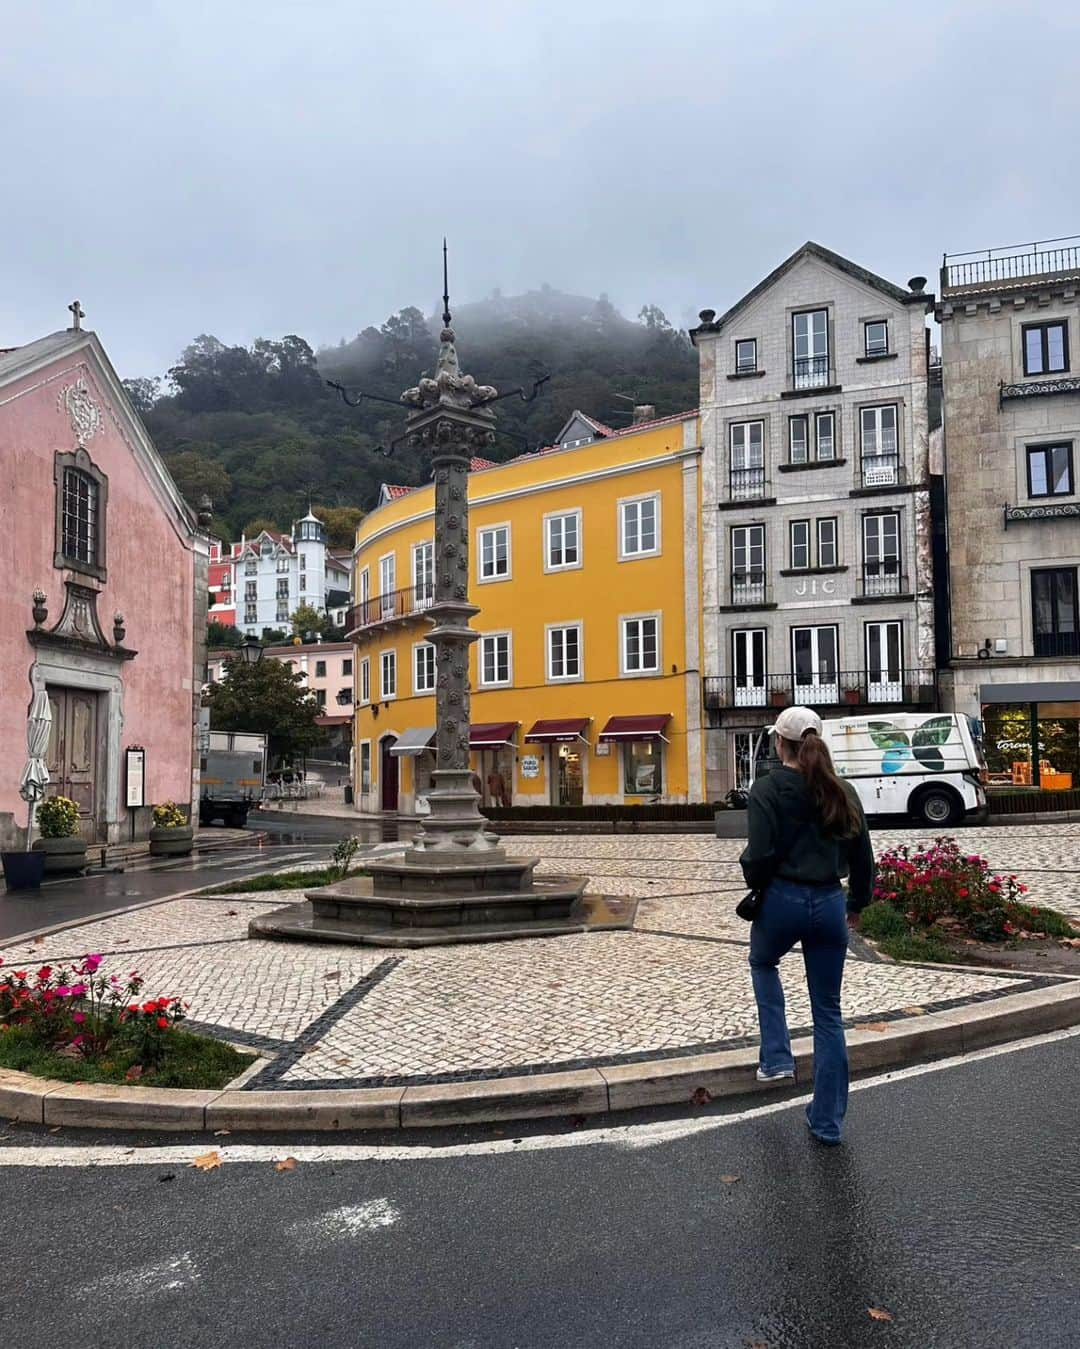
left=911, top=786, right=962, bottom=827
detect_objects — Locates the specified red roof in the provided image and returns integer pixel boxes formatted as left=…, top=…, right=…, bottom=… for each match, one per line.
left=525, top=718, right=589, bottom=743
left=597, top=714, right=671, bottom=742
left=383, top=484, right=414, bottom=500
left=314, top=714, right=352, bottom=727
left=469, top=721, right=519, bottom=747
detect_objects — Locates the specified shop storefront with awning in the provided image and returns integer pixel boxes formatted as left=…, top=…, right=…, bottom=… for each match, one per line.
left=598, top=714, right=671, bottom=796
left=470, top=722, right=519, bottom=807
left=388, top=727, right=436, bottom=756
left=525, top=718, right=589, bottom=806
left=387, top=727, right=436, bottom=814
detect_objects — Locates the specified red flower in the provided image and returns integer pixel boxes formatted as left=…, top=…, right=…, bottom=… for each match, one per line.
left=127, top=1003, right=140, bottom=1013
left=156, top=1016, right=169, bottom=1029
left=12, top=971, right=27, bottom=981
left=957, top=888, right=969, bottom=899
left=37, top=967, right=52, bottom=980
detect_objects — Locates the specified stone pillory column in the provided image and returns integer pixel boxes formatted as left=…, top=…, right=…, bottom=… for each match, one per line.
left=400, top=295, right=502, bottom=857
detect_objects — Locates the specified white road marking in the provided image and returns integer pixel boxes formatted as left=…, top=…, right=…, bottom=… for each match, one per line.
left=286, top=1199, right=400, bottom=1247
left=78, top=1252, right=200, bottom=1299
left=1, top=1025, right=1077, bottom=1170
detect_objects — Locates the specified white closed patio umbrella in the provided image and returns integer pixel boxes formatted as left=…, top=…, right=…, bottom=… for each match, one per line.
left=18, top=690, right=52, bottom=850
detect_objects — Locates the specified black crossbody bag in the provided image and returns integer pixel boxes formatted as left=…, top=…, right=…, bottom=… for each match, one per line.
left=735, top=813, right=795, bottom=922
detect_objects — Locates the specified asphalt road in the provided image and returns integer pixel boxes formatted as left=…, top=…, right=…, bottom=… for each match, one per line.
left=0, top=836, right=334, bottom=941
left=1, top=1031, right=1077, bottom=1348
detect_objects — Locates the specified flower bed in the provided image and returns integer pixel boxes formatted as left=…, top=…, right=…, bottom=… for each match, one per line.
left=861, top=837, right=1076, bottom=962
left=0, top=955, right=253, bottom=1089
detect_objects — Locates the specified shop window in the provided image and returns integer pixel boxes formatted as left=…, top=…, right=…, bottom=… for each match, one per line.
left=623, top=740, right=663, bottom=795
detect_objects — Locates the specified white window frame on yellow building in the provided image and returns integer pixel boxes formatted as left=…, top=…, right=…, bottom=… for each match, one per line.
left=412, top=640, right=436, bottom=695
left=617, top=491, right=661, bottom=561
left=543, top=508, right=583, bottom=573
left=379, top=648, right=397, bottom=700
left=358, top=656, right=370, bottom=705
left=412, top=539, right=434, bottom=608
left=358, top=740, right=372, bottom=797
left=545, top=621, right=584, bottom=682
left=620, top=611, right=662, bottom=677
left=477, top=522, right=512, bottom=583
left=378, top=553, right=396, bottom=614
left=479, top=631, right=512, bottom=687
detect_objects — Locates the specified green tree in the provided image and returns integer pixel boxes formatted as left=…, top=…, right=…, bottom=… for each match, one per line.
left=203, top=658, right=321, bottom=763
left=207, top=620, right=242, bottom=649
left=290, top=602, right=327, bottom=639
left=164, top=449, right=232, bottom=513
left=123, top=376, right=161, bottom=415
left=241, top=518, right=281, bottom=538
left=314, top=505, right=365, bottom=547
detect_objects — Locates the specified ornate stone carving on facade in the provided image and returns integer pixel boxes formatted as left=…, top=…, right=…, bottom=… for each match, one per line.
left=27, top=580, right=136, bottom=662
left=32, top=589, right=48, bottom=627
left=58, top=376, right=103, bottom=447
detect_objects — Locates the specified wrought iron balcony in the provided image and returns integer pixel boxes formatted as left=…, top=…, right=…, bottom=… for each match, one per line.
left=703, top=669, right=937, bottom=711
left=1004, top=500, right=1080, bottom=528
left=942, top=236, right=1080, bottom=292
left=859, top=453, right=904, bottom=489
left=345, top=586, right=435, bottom=637
left=1033, top=630, right=1080, bottom=659
left=1000, top=375, right=1080, bottom=404
left=858, top=565, right=908, bottom=598
left=729, top=572, right=771, bottom=608
left=792, top=354, right=831, bottom=390
left=728, top=467, right=768, bottom=501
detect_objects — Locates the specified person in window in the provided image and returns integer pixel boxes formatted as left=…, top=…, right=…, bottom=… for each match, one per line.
left=739, top=706, right=874, bottom=1145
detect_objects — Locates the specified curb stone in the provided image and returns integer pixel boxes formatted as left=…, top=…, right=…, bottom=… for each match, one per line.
left=2, top=981, right=1077, bottom=1132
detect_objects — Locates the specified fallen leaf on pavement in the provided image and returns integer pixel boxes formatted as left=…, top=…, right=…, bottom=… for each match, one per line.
left=33, top=936, right=45, bottom=946
left=867, top=1307, right=894, bottom=1322
left=301, top=1042, right=322, bottom=1054
left=862, top=1022, right=891, bottom=1033
left=226, top=909, right=239, bottom=917
left=720, top=1174, right=741, bottom=1185
left=324, top=970, right=341, bottom=981
left=124, top=1065, right=144, bottom=1082
left=213, top=1129, right=231, bottom=1136
left=1059, top=937, right=1080, bottom=949
left=900, top=1006, right=926, bottom=1016
left=48, top=1126, right=61, bottom=1133
left=691, top=1086, right=713, bottom=1106
left=275, top=1157, right=298, bottom=1172
left=190, top=1150, right=222, bottom=1172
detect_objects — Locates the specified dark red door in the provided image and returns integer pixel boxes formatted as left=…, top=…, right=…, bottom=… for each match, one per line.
left=380, top=737, right=399, bottom=812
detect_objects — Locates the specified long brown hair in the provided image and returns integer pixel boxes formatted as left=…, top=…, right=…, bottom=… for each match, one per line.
left=781, top=730, right=861, bottom=838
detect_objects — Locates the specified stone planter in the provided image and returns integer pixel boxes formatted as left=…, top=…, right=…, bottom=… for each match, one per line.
left=2, top=850, right=47, bottom=889
left=714, top=809, right=748, bottom=839
left=32, top=836, right=89, bottom=875
left=149, top=825, right=194, bottom=857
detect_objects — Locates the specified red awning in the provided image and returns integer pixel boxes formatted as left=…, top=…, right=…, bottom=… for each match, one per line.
left=469, top=722, right=519, bottom=748
left=525, top=718, right=589, bottom=744
left=315, top=714, right=352, bottom=727
left=597, top=714, right=671, bottom=743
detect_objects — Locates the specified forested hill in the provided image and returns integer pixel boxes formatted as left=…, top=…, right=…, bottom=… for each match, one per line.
left=127, top=287, right=698, bottom=546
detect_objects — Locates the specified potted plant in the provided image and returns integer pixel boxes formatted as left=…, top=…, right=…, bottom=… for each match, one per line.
left=770, top=689, right=790, bottom=709
left=32, top=796, right=88, bottom=875
left=149, top=801, right=194, bottom=856
left=843, top=685, right=862, bottom=705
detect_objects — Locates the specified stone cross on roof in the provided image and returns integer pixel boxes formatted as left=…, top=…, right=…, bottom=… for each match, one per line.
left=67, top=300, right=85, bottom=331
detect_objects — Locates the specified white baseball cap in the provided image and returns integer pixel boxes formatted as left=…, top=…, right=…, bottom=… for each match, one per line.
left=768, top=706, right=824, bottom=741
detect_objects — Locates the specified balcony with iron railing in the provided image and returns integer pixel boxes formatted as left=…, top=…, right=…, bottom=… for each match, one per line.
left=1033, top=629, right=1080, bottom=659
left=856, top=564, right=910, bottom=601
left=727, top=466, right=770, bottom=503
left=942, top=235, right=1080, bottom=293
left=726, top=571, right=772, bottom=609
left=857, top=452, right=905, bottom=491
left=703, top=669, right=937, bottom=712
left=791, top=354, right=832, bottom=391
left=345, top=585, right=435, bottom=636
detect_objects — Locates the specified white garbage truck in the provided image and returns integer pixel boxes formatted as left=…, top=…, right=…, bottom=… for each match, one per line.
left=821, top=712, right=987, bottom=827
left=199, top=731, right=267, bottom=828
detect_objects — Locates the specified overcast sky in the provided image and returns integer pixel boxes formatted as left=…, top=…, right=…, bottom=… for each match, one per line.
left=3, top=1, right=1078, bottom=379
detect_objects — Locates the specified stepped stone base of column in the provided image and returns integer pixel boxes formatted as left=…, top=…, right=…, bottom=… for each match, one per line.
left=248, top=862, right=637, bottom=948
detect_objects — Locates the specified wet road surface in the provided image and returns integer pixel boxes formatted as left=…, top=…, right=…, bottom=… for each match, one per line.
left=0, top=1030, right=1077, bottom=1347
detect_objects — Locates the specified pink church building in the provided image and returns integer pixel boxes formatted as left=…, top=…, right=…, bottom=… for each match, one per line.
left=0, top=318, right=209, bottom=846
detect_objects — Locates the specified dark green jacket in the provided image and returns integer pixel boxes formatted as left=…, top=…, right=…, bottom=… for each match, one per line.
left=739, top=765, right=876, bottom=911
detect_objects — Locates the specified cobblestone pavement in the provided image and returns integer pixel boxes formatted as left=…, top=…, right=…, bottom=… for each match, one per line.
left=1, top=826, right=1075, bottom=1090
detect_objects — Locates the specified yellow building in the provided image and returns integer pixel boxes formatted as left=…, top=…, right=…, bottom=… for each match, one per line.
left=349, top=409, right=705, bottom=814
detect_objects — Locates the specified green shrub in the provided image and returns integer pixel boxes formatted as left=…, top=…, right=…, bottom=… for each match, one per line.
left=152, top=801, right=187, bottom=828
left=859, top=901, right=910, bottom=941
left=36, top=795, right=80, bottom=838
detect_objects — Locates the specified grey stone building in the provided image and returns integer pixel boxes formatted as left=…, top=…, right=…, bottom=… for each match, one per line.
left=691, top=242, right=936, bottom=797
left=937, top=237, right=1080, bottom=786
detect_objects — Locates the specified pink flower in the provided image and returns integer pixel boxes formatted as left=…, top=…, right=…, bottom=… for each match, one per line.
left=55, top=985, right=72, bottom=998
left=83, top=954, right=103, bottom=971
left=69, top=983, right=88, bottom=998
left=72, top=1011, right=86, bottom=1024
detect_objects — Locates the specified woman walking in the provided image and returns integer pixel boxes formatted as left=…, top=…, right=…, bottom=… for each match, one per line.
left=740, top=707, right=875, bottom=1145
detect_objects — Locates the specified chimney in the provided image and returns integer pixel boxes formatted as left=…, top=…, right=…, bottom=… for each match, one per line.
left=632, top=404, right=656, bottom=425
left=908, top=276, right=927, bottom=294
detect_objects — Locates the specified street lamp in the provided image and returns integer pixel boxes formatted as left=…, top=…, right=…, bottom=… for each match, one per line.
left=239, top=636, right=263, bottom=665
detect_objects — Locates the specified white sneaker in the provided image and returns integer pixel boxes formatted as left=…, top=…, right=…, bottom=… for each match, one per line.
left=756, top=1067, right=795, bottom=1083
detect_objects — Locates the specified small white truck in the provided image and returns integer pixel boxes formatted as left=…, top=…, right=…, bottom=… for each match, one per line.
left=822, top=712, right=987, bottom=827
left=199, top=731, right=267, bottom=828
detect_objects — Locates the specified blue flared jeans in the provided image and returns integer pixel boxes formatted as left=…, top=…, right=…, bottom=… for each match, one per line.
left=749, top=877, right=849, bottom=1142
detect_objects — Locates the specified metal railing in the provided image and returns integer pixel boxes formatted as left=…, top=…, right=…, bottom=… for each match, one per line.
left=859, top=453, right=903, bottom=488
left=792, top=354, right=831, bottom=389
left=942, top=236, right=1080, bottom=291
left=703, top=669, right=937, bottom=710
left=345, top=585, right=435, bottom=635
left=859, top=565, right=907, bottom=598
left=728, top=467, right=768, bottom=501
left=1033, top=630, right=1080, bottom=659
left=729, top=572, right=770, bottom=607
